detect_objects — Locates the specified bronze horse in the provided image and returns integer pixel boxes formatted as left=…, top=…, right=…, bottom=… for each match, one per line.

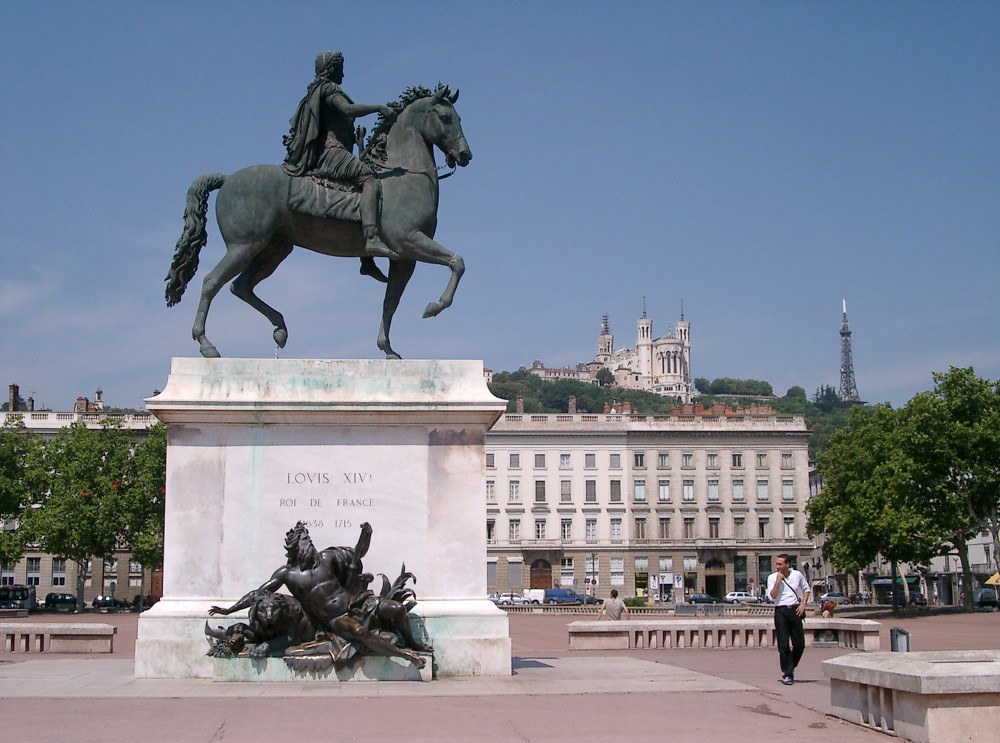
left=165, top=85, right=471, bottom=359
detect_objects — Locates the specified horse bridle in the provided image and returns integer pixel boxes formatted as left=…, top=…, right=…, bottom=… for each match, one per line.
left=367, top=134, right=464, bottom=181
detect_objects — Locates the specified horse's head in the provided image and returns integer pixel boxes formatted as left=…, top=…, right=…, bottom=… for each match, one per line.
left=426, top=85, right=472, bottom=168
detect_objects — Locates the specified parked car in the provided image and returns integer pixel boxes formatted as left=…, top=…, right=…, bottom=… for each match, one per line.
left=909, top=593, right=928, bottom=608
left=724, top=591, right=760, bottom=604
left=543, top=588, right=585, bottom=605
left=489, top=592, right=529, bottom=606
left=0, top=584, right=36, bottom=611
left=820, top=591, right=849, bottom=605
left=92, top=595, right=129, bottom=609
left=44, top=592, right=78, bottom=611
left=687, top=593, right=720, bottom=604
left=974, top=588, right=998, bottom=609
left=582, top=594, right=603, bottom=605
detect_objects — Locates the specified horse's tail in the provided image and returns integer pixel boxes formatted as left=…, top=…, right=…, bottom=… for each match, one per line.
left=165, top=173, right=227, bottom=306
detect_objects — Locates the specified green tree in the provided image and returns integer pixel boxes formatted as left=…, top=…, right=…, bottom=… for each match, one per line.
left=20, top=422, right=136, bottom=611
left=0, top=419, right=40, bottom=564
left=785, top=385, right=807, bottom=399
left=120, top=423, right=167, bottom=604
left=595, top=368, right=615, bottom=387
left=693, top=377, right=711, bottom=394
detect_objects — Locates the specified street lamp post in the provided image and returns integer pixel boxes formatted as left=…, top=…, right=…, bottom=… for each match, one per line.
left=589, top=552, right=597, bottom=599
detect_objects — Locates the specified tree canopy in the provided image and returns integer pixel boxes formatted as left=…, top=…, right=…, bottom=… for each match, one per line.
left=808, top=367, right=999, bottom=607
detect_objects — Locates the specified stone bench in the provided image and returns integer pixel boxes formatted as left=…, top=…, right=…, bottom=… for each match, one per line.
left=0, top=622, right=116, bottom=653
left=823, top=650, right=1000, bottom=743
left=568, top=617, right=881, bottom=651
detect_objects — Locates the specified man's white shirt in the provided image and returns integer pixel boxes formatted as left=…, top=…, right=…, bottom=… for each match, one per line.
left=767, top=568, right=810, bottom=607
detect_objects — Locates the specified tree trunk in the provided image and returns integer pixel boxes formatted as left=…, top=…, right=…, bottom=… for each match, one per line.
left=890, top=561, right=900, bottom=613
left=955, top=538, right=974, bottom=609
left=74, top=558, right=87, bottom=613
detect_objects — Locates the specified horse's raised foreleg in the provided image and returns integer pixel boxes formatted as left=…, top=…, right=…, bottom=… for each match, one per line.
left=403, top=233, right=465, bottom=319
left=192, top=243, right=259, bottom=358
left=377, top=259, right=416, bottom=359
left=230, top=242, right=294, bottom=348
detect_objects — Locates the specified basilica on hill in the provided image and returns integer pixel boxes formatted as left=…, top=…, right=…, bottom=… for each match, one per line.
left=527, top=308, right=693, bottom=403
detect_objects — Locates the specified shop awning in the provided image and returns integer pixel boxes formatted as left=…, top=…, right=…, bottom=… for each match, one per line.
left=986, top=572, right=1000, bottom=586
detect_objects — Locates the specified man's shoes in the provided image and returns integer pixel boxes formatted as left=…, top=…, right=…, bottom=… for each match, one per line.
left=363, top=235, right=400, bottom=261
left=781, top=676, right=794, bottom=685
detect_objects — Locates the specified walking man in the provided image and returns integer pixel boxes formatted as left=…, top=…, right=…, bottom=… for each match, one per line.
left=596, top=589, right=630, bottom=621
left=767, top=554, right=811, bottom=685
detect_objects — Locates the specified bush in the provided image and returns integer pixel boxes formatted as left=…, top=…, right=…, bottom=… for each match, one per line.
left=623, top=597, right=647, bottom=608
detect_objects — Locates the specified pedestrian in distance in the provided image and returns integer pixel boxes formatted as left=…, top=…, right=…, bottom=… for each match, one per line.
left=767, top=554, right=811, bottom=685
left=596, top=589, right=630, bottom=621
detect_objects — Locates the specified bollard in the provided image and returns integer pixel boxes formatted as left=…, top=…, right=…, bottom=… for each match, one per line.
left=890, top=627, right=911, bottom=652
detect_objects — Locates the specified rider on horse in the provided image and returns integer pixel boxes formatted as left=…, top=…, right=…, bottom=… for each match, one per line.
left=283, top=50, right=395, bottom=275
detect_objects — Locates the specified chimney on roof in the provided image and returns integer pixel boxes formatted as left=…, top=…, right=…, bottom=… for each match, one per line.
left=568, top=395, right=577, bottom=414
left=516, top=396, right=524, bottom=414
left=26, top=397, right=34, bottom=412
left=8, top=384, right=19, bottom=412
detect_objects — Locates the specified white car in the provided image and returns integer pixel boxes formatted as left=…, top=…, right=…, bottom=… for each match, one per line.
left=724, top=591, right=761, bottom=604
left=489, top=592, right=529, bottom=605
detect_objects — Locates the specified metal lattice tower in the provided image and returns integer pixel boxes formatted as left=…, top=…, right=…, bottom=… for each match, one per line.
left=838, top=299, right=861, bottom=402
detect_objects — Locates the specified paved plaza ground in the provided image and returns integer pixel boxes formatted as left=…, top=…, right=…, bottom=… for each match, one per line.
left=1, top=606, right=997, bottom=742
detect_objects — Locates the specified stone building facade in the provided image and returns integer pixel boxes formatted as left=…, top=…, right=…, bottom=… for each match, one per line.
left=485, top=404, right=813, bottom=601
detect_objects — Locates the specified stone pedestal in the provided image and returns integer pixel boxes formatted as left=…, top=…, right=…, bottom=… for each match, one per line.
left=135, top=358, right=510, bottom=679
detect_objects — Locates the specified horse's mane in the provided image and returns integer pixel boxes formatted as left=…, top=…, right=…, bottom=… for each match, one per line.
left=362, top=84, right=451, bottom=166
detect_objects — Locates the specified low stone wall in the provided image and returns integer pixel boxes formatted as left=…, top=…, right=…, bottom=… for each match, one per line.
left=568, top=617, right=881, bottom=652
left=1, top=622, right=116, bottom=653
left=823, top=650, right=1000, bottom=743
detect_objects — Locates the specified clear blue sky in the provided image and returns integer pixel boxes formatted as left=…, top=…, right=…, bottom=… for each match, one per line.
left=2, top=2, right=997, bottom=410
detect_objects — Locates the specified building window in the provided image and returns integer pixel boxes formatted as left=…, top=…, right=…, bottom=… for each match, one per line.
left=509, top=519, right=521, bottom=542
left=781, top=452, right=793, bottom=469
left=103, top=558, right=118, bottom=590
left=683, top=518, right=695, bottom=539
left=486, top=452, right=495, bottom=469
left=709, top=518, right=720, bottom=539
left=707, top=452, right=719, bottom=469
left=508, top=480, right=520, bottom=503
left=610, top=480, right=622, bottom=502
left=534, top=453, right=546, bottom=469
left=635, top=556, right=648, bottom=574
left=782, top=479, right=794, bottom=502
left=682, top=479, right=694, bottom=502
left=732, top=451, right=743, bottom=468
left=659, top=556, right=672, bottom=573
left=658, top=479, right=670, bottom=502
left=559, top=453, right=571, bottom=468
left=585, top=453, right=596, bottom=469
left=658, top=452, right=669, bottom=468
left=487, top=561, right=498, bottom=588
left=534, top=520, right=546, bottom=540
left=486, top=480, right=496, bottom=502
left=707, top=479, right=719, bottom=501
left=633, top=479, right=646, bottom=502
left=534, top=480, right=546, bottom=502
left=560, top=557, right=574, bottom=587
left=610, top=557, right=625, bottom=586
left=784, top=517, right=795, bottom=539
left=509, top=453, right=520, bottom=469
left=585, top=518, right=597, bottom=540
left=756, top=451, right=767, bottom=468
left=487, top=519, right=496, bottom=541
left=610, top=453, right=621, bottom=469
left=682, top=452, right=693, bottom=468
left=757, top=479, right=769, bottom=501
left=1, top=561, right=14, bottom=586
left=509, top=560, right=523, bottom=587
left=560, top=480, right=572, bottom=503
left=658, top=517, right=671, bottom=539
left=26, top=557, right=41, bottom=586
left=561, top=519, right=572, bottom=541
left=634, top=517, right=647, bottom=540
left=610, top=518, right=622, bottom=540
left=732, top=479, right=744, bottom=502
left=734, top=517, right=745, bottom=539
left=585, top=480, right=597, bottom=502
left=758, top=518, right=769, bottom=539
left=52, top=558, right=67, bottom=587
left=634, top=452, right=645, bottom=468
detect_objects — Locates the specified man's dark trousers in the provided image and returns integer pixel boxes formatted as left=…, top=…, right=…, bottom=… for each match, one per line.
left=774, top=605, right=805, bottom=678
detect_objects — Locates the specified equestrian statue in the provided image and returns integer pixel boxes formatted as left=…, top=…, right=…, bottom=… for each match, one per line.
left=165, top=50, right=472, bottom=359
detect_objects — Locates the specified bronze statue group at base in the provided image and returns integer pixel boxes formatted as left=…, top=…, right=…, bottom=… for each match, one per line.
left=165, top=50, right=473, bottom=361
left=206, top=522, right=432, bottom=671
